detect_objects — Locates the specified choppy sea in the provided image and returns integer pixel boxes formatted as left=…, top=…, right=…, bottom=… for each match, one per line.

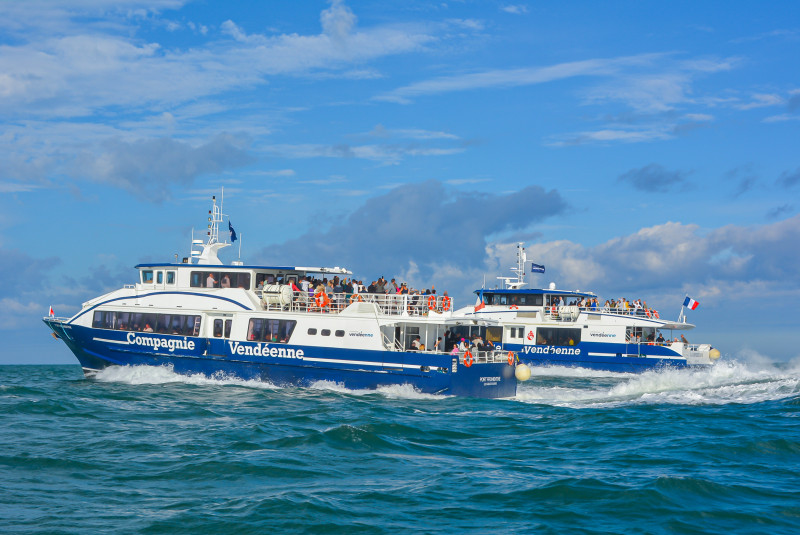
left=2, top=355, right=799, bottom=534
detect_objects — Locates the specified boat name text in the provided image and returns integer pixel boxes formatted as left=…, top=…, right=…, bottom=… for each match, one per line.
left=126, top=333, right=196, bottom=352
left=228, top=341, right=304, bottom=359
left=523, top=345, right=581, bottom=355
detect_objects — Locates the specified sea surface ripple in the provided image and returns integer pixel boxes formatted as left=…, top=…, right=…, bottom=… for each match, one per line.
left=1, top=358, right=799, bottom=534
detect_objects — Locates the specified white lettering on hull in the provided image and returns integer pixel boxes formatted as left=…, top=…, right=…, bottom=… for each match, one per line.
left=522, top=345, right=582, bottom=356
left=125, top=332, right=196, bottom=352
left=227, top=341, right=305, bottom=359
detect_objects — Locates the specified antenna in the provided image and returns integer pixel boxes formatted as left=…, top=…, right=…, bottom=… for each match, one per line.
left=497, top=242, right=528, bottom=289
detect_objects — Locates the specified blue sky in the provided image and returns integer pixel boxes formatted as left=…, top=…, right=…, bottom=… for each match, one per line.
left=2, top=1, right=799, bottom=364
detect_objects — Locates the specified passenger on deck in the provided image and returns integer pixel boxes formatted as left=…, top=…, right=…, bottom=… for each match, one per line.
left=206, top=273, right=216, bottom=288
left=143, top=323, right=154, bottom=332
left=435, top=337, right=443, bottom=352
left=220, top=274, right=230, bottom=288
left=681, top=334, right=689, bottom=344
left=656, top=333, right=665, bottom=344
left=411, top=336, right=421, bottom=350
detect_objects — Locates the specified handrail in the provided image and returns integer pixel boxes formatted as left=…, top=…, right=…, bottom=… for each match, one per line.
left=259, top=288, right=454, bottom=317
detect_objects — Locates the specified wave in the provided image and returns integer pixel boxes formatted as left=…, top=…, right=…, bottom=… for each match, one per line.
left=91, top=365, right=447, bottom=401
left=515, top=356, right=800, bottom=407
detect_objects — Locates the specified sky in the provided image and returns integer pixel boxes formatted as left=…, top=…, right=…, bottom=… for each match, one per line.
left=1, top=0, right=799, bottom=364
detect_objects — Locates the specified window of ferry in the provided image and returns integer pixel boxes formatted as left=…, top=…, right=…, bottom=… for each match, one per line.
left=224, top=320, right=232, bottom=338
left=142, top=270, right=154, bottom=284
left=335, top=330, right=345, bottom=337
left=166, top=271, right=176, bottom=285
left=157, top=271, right=163, bottom=284
left=535, top=327, right=581, bottom=346
left=487, top=327, right=503, bottom=343
left=213, top=319, right=223, bottom=337
left=247, top=318, right=296, bottom=343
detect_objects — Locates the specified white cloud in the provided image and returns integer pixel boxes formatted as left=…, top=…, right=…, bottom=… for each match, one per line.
left=735, top=93, right=784, bottom=110
left=375, top=54, right=666, bottom=104
left=501, top=5, right=529, bottom=15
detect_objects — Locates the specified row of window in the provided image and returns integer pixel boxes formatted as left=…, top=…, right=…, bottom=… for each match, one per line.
left=485, top=294, right=544, bottom=306
left=92, top=311, right=201, bottom=336
left=247, top=318, right=296, bottom=343
left=141, top=270, right=177, bottom=285
left=190, top=271, right=252, bottom=290
left=308, top=328, right=345, bottom=337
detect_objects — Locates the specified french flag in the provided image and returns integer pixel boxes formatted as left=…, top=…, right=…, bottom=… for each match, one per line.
left=683, top=296, right=699, bottom=310
left=474, top=288, right=485, bottom=312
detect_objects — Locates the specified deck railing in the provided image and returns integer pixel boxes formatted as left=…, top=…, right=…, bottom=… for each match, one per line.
left=259, top=289, right=454, bottom=317
left=544, top=304, right=663, bottom=321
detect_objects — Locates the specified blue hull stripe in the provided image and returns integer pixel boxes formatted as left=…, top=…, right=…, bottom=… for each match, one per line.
left=70, top=291, right=253, bottom=323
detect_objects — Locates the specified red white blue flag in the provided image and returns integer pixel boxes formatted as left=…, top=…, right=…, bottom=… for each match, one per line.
left=474, top=289, right=485, bottom=312
left=683, top=296, right=699, bottom=310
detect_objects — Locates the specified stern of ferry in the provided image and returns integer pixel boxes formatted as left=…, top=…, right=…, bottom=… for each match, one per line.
left=449, top=352, right=517, bottom=398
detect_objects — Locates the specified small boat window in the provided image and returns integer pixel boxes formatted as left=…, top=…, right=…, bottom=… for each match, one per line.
left=335, top=330, right=345, bottom=337
left=142, top=270, right=154, bottom=284
left=321, top=329, right=331, bottom=336
left=308, top=328, right=317, bottom=335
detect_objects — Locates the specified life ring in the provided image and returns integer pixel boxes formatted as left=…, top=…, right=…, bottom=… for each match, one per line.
left=441, top=296, right=451, bottom=311
left=509, top=305, right=519, bottom=310
left=315, top=292, right=330, bottom=308
left=463, top=350, right=473, bottom=367
left=507, top=351, right=515, bottom=366
left=427, top=295, right=436, bottom=310
left=645, top=309, right=652, bottom=318
left=654, top=310, right=659, bottom=319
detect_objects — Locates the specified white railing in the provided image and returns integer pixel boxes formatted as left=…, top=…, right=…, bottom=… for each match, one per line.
left=544, top=304, right=664, bottom=321
left=259, top=289, right=454, bottom=317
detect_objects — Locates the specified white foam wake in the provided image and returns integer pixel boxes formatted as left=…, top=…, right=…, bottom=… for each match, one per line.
left=92, top=364, right=282, bottom=390
left=91, top=365, right=446, bottom=400
left=515, top=353, right=800, bottom=407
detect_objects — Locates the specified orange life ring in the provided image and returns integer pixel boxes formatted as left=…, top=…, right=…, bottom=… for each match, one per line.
left=427, top=295, right=436, bottom=310
left=510, top=305, right=519, bottom=310
left=441, top=296, right=451, bottom=311
left=654, top=310, right=659, bottom=319
left=645, top=309, right=652, bottom=318
left=315, top=293, right=330, bottom=308
left=463, top=350, right=473, bottom=367
left=507, top=351, right=515, bottom=366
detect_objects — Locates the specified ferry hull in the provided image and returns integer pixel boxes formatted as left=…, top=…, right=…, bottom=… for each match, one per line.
left=509, top=341, right=705, bottom=372
left=45, top=320, right=516, bottom=399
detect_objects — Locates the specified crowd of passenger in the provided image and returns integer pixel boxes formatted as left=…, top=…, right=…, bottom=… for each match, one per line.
left=257, top=274, right=452, bottom=314
left=407, top=331, right=500, bottom=358
left=550, top=296, right=660, bottom=319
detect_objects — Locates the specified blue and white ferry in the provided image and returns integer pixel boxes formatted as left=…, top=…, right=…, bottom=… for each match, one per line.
left=43, top=194, right=521, bottom=398
left=449, top=244, right=720, bottom=373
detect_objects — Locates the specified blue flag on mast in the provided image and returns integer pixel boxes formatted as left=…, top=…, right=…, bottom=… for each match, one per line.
left=229, top=221, right=237, bottom=243
left=531, top=263, right=545, bottom=273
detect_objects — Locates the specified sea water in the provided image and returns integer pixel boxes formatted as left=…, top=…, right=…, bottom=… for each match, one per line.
left=1, top=355, right=799, bottom=534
